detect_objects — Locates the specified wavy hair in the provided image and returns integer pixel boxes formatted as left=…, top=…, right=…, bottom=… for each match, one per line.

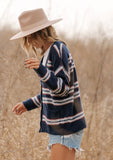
left=21, top=26, right=64, bottom=57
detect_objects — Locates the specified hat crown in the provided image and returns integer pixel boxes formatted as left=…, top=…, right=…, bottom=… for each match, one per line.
left=19, top=8, right=48, bottom=31
left=10, top=8, right=62, bottom=40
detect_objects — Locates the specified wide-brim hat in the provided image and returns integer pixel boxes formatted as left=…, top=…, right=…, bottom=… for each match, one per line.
left=10, top=8, right=62, bottom=40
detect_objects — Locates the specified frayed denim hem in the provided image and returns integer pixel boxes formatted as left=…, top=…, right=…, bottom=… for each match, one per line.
left=48, top=129, right=84, bottom=157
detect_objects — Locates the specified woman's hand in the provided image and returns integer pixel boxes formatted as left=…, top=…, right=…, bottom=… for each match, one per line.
left=12, top=102, right=27, bottom=115
left=25, top=58, right=40, bottom=69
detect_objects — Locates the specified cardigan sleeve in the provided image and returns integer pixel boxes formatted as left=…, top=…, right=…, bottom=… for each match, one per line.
left=23, top=94, right=41, bottom=111
left=34, top=42, right=70, bottom=97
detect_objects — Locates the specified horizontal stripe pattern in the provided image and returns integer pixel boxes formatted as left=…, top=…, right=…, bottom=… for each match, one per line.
left=43, top=85, right=69, bottom=97
left=23, top=41, right=86, bottom=135
left=31, top=96, right=41, bottom=108
left=68, top=53, right=73, bottom=63
left=47, top=60, right=52, bottom=67
left=42, top=111, right=84, bottom=125
left=42, top=87, right=68, bottom=97
left=52, top=78, right=63, bottom=94
left=70, top=62, right=75, bottom=73
left=42, top=81, right=79, bottom=97
left=40, top=69, right=51, bottom=82
left=42, top=96, right=73, bottom=106
left=42, top=93, right=80, bottom=105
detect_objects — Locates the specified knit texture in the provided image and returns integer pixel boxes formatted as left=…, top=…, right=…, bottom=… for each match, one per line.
left=23, top=41, right=86, bottom=135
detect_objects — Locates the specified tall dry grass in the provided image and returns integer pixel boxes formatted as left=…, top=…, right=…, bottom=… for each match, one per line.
left=0, top=27, right=113, bottom=160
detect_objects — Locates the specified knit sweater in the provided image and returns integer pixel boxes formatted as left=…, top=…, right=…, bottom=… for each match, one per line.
left=23, top=41, right=86, bottom=135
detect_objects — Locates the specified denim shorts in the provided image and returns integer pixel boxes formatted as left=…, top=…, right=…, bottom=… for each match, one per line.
left=48, top=129, right=84, bottom=152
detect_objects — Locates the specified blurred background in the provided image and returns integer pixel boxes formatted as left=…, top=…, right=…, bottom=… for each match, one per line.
left=0, top=0, right=113, bottom=159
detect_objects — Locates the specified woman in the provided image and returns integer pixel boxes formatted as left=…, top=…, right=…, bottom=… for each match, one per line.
left=10, top=8, right=86, bottom=160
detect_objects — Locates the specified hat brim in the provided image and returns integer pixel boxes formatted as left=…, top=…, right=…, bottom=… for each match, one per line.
left=10, top=18, right=62, bottom=40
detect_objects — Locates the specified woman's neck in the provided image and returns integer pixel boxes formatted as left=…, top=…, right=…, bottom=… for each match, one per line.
left=40, top=41, right=53, bottom=55
left=44, top=41, right=53, bottom=51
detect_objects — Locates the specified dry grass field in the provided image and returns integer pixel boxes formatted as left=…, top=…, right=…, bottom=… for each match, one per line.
left=0, top=27, right=113, bottom=160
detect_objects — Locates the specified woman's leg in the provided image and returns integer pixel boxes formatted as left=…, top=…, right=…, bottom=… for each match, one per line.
left=51, top=143, right=75, bottom=160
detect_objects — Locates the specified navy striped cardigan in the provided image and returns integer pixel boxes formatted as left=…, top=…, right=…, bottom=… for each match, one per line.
left=23, top=41, right=86, bottom=135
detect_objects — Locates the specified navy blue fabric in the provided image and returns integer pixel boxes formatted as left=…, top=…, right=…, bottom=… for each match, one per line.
left=23, top=41, right=86, bottom=135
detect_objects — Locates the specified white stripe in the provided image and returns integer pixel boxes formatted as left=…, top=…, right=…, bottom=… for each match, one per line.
left=54, top=66, right=70, bottom=81
left=42, top=82, right=79, bottom=97
left=42, top=96, right=73, bottom=106
left=70, top=63, right=75, bottom=72
left=68, top=54, right=73, bottom=62
left=74, top=81, right=78, bottom=86
left=42, top=86, right=68, bottom=97
left=52, top=78, right=63, bottom=94
left=47, top=60, right=52, bottom=67
left=31, top=97, right=40, bottom=107
left=53, top=45, right=60, bottom=57
left=74, top=94, right=80, bottom=99
left=55, top=66, right=63, bottom=75
left=42, top=112, right=84, bottom=125
left=42, top=88, right=50, bottom=95
left=41, top=70, right=50, bottom=82
left=60, top=43, right=63, bottom=57
left=45, top=72, right=51, bottom=82
left=63, top=68, right=70, bottom=81
left=48, top=60, right=52, bottom=63
left=43, top=111, right=84, bottom=122
left=47, top=63, right=52, bottom=67
left=42, top=46, right=50, bottom=66
left=58, top=85, right=69, bottom=97
left=34, top=96, right=40, bottom=105
left=41, top=70, right=48, bottom=80
left=74, top=91, right=80, bottom=96
left=43, top=111, right=84, bottom=123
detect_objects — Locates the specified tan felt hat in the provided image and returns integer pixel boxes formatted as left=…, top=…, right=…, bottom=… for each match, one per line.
left=10, top=8, right=62, bottom=40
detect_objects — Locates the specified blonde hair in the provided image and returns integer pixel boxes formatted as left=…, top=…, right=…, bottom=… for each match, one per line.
left=21, top=26, right=64, bottom=57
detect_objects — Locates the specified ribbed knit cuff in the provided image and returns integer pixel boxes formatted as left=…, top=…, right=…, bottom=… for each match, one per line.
left=23, top=98, right=38, bottom=111
left=34, top=63, right=47, bottom=78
